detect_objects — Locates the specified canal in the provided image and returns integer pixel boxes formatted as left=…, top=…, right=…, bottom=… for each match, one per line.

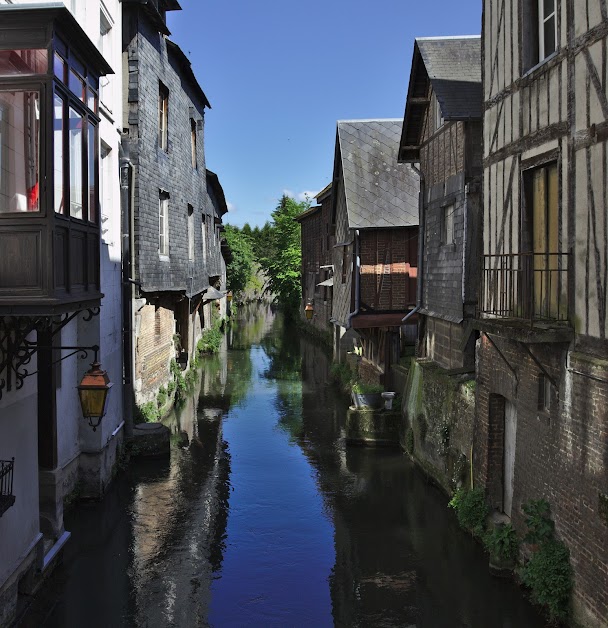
left=24, top=305, right=544, bottom=627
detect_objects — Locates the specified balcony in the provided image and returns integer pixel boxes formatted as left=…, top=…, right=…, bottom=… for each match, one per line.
left=0, top=458, right=15, bottom=517
left=478, top=252, right=572, bottom=342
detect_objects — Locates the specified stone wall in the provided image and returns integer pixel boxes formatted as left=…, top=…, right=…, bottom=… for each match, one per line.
left=401, top=358, right=476, bottom=493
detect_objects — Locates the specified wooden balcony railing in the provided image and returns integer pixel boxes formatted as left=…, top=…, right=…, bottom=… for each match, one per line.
left=480, top=252, right=570, bottom=323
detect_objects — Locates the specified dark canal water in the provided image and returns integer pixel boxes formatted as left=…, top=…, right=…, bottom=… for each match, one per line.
left=24, top=305, right=544, bottom=627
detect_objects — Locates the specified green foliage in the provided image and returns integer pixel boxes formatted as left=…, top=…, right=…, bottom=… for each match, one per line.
left=330, top=362, right=353, bottom=388
left=174, top=371, right=186, bottom=402
left=185, top=368, right=197, bottom=388
left=170, top=358, right=181, bottom=379
left=449, top=488, right=489, bottom=536
left=167, top=379, right=176, bottom=395
left=197, top=324, right=223, bottom=355
left=156, top=386, right=167, bottom=409
left=405, top=428, right=415, bottom=454
left=351, top=381, right=384, bottom=394
left=484, top=523, right=519, bottom=563
left=138, top=401, right=159, bottom=423
left=259, top=195, right=307, bottom=317
left=520, top=539, right=572, bottom=623
left=522, top=498, right=555, bottom=544
left=224, top=224, right=255, bottom=294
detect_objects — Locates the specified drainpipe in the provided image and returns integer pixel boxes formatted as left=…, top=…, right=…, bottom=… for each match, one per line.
left=403, top=168, right=425, bottom=324
left=346, top=230, right=360, bottom=329
left=120, top=142, right=134, bottom=439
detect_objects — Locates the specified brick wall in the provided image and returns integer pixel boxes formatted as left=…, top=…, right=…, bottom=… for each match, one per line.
left=135, top=302, right=175, bottom=403
left=474, top=335, right=608, bottom=623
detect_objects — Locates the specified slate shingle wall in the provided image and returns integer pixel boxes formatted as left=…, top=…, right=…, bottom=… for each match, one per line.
left=124, top=8, right=213, bottom=296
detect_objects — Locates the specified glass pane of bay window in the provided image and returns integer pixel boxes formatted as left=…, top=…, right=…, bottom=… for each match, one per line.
left=69, top=107, right=83, bottom=219
left=54, top=93, right=65, bottom=214
left=0, top=90, right=40, bottom=213
left=0, top=49, right=47, bottom=76
left=69, top=69, right=85, bottom=102
left=88, top=123, right=97, bottom=223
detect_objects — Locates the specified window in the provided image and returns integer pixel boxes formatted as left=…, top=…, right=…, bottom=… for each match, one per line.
left=523, top=0, right=557, bottom=71
left=159, top=82, right=169, bottom=151
left=539, top=0, right=557, bottom=61
left=442, top=204, right=454, bottom=245
left=188, top=204, right=194, bottom=260
left=0, top=90, right=40, bottom=213
left=201, top=215, right=207, bottom=260
left=100, top=142, right=111, bottom=236
left=434, top=94, right=444, bottom=131
left=537, top=373, right=552, bottom=413
left=99, top=9, right=113, bottom=109
left=159, top=190, right=169, bottom=257
left=341, top=248, right=349, bottom=283
left=190, top=118, right=197, bottom=169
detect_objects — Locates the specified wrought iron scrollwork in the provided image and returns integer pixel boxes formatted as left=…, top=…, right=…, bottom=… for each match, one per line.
left=0, top=307, right=101, bottom=401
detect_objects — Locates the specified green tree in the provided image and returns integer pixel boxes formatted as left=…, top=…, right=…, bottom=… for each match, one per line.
left=223, top=224, right=254, bottom=294
left=259, top=195, right=307, bottom=318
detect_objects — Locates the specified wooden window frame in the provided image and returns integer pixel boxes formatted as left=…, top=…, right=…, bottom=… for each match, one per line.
left=190, top=117, right=197, bottom=169
left=158, top=81, right=169, bottom=151
left=159, top=190, right=169, bottom=258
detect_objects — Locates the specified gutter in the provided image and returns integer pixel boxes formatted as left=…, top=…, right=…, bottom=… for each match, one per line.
left=346, top=230, right=361, bottom=329
left=120, top=142, right=135, bottom=438
left=403, top=169, right=424, bottom=324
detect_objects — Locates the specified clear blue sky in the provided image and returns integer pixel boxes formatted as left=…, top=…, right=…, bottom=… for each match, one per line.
left=169, top=1, right=482, bottom=228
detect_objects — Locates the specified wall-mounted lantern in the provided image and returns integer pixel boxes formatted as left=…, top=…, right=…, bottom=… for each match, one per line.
left=305, top=302, right=314, bottom=320
left=77, top=358, right=113, bottom=431
left=227, top=291, right=233, bottom=302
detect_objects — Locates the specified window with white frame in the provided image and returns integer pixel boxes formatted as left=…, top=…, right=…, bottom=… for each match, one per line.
left=159, top=190, right=169, bottom=257
left=201, top=214, right=207, bottom=260
left=442, top=203, right=454, bottom=245
left=159, top=82, right=169, bottom=151
left=188, top=204, right=194, bottom=260
left=523, top=0, right=558, bottom=72
left=539, top=0, right=557, bottom=61
left=99, top=8, right=113, bottom=109
left=434, top=93, right=444, bottom=131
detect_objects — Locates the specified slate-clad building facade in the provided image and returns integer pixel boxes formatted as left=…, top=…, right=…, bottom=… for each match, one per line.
left=399, top=36, right=483, bottom=371
left=331, top=120, right=419, bottom=383
left=122, top=0, right=225, bottom=405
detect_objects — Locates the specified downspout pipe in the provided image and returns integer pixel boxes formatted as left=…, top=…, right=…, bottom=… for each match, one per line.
left=120, top=142, right=134, bottom=439
left=403, top=168, right=425, bottom=324
left=346, top=230, right=361, bottom=329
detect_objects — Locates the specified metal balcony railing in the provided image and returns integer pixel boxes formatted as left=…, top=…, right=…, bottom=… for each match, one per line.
left=0, top=458, right=15, bottom=517
left=480, top=252, right=570, bottom=323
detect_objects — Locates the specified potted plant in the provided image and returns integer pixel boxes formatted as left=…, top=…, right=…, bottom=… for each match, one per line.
left=351, top=381, right=384, bottom=409
left=484, top=523, right=519, bottom=576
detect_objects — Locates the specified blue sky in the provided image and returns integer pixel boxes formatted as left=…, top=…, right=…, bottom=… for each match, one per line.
left=169, top=1, right=482, bottom=227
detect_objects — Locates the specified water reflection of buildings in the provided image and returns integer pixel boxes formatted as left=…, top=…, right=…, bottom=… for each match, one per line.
left=298, top=337, right=542, bottom=628
left=129, top=336, right=233, bottom=626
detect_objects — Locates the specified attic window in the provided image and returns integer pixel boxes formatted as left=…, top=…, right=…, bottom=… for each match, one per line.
left=434, top=94, right=444, bottom=131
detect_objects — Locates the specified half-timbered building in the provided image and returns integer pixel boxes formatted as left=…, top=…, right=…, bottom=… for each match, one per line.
left=399, top=36, right=483, bottom=372
left=476, top=1, right=608, bottom=623
left=331, top=120, right=419, bottom=385
left=296, top=183, right=334, bottom=337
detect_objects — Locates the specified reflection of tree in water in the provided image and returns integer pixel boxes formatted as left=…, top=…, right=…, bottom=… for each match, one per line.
left=229, top=302, right=276, bottom=349
left=260, top=315, right=305, bottom=440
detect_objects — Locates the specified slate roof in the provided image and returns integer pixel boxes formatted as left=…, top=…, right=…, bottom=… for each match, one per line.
left=416, top=36, right=482, bottom=120
left=336, top=119, right=419, bottom=230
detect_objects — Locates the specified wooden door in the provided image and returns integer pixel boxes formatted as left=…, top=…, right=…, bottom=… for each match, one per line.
left=503, top=400, right=517, bottom=517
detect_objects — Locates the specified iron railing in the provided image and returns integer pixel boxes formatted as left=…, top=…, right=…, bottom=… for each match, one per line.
left=480, top=252, right=570, bottom=323
left=0, top=458, right=15, bottom=517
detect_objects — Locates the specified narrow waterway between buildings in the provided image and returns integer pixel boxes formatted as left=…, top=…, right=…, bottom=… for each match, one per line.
left=24, top=305, right=544, bottom=628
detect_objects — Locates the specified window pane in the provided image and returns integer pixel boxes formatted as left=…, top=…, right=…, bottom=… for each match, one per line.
left=544, top=17, right=556, bottom=57
left=69, top=69, right=85, bottom=102
left=0, top=91, right=40, bottom=213
left=543, top=0, right=555, bottom=17
left=87, top=87, right=97, bottom=114
left=54, top=94, right=65, bottom=214
left=0, top=49, right=47, bottom=76
left=69, top=107, right=83, bottom=219
left=54, top=52, right=66, bottom=83
left=88, top=123, right=97, bottom=223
